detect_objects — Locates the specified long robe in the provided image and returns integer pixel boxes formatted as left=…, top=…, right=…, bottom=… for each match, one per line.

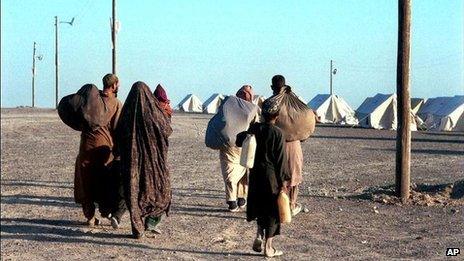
left=219, top=145, right=247, bottom=201
left=74, top=92, right=122, bottom=218
left=116, top=81, right=173, bottom=236
left=285, top=140, right=303, bottom=186
left=238, top=122, right=291, bottom=237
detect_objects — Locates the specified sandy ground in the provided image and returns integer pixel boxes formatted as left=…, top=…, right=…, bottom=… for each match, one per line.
left=1, top=108, right=463, bottom=260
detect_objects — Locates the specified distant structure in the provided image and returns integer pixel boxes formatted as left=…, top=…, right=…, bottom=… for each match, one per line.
left=356, top=93, right=417, bottom=130
left=417, top=95, right=464, bottom=131
left=308, top=94, right=357, bottom=125
left=176, top=94, right=203, bottom=113
left=203, top=93, right=225, bottom=114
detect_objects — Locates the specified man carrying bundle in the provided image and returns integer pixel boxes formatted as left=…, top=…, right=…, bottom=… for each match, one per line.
left=266, top=75, right=315, bottom=216
left=205, top=85, right=260, bottom=212
left=74, top=73, right=123, bottom=227
left=220, top=85, right=257, bottom=211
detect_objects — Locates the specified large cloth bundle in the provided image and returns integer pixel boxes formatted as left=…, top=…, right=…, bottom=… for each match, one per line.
left=205, top=96, right=259, bottom=149
left=267, top=87, right=316, bottom=141
left=58, top=84, right=112, bottom=131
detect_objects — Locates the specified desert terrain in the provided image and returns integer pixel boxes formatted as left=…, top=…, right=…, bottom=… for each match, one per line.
left=1, top=108, right=463, bottom=260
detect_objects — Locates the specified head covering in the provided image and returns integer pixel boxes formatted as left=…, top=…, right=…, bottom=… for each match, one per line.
left=153, top=84, right=173, bottom=117
left=116, top=81, right=173, bottom=237
left=236, top=85, right=254, bottom=102
left=154, top=84, right=169, bottom=103
left=262, top=98, right=280, bottom=116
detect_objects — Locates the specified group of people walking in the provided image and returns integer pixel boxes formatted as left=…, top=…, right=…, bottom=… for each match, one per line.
left=74, top=74, right=173, bottom=238
left=72, top=74, right=306, bottom=257
left=216, top=75, right=306, bottom=257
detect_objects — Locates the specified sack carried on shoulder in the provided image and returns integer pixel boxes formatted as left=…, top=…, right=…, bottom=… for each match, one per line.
left=239, top=134, right=257, bottom=168
left=205, top=96, right=259, bottom=149
left=267, top=87, right=316, bottom=141
left=277, top=191, right=292, bottom=223
left=57, top=84, right=111, bottom=131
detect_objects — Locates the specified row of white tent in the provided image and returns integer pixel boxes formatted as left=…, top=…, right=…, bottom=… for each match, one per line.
left=176, top=93, right=265, bottom=114
left=308, top=93, right=464, bottom=132
left=176, top=93, right=464, bottom=132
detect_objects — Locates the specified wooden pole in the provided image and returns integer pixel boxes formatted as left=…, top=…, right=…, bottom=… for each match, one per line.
left=112, top=0, right=117, bottom=74
left=55, top=16, right=59, bottom=109
left=32, top=42, right=36, bottom=107
left=330, top=60, right=333, bottom=95
left=395, top=0, right=412, bottom=202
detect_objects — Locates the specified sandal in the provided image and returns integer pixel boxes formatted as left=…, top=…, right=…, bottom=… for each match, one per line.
left=252, top=237, right=263, bottom=252
left=291, top=203, right=302, bottom=217
left=265, top=247, right=283, bottom=258
left=86, top=217, right=100, bottom=227
left=132, top=232, right=144, bottom=239
left=110, top=216, right=120, bottom=229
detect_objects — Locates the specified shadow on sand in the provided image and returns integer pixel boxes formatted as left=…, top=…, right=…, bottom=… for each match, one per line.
left=1, top=179, right=73, bottom=189
left=171, top=204, right=245, bottom=220
left=0, top=217, right=259, bottom=257
left=1, top=194, right=77, bottom=208
left=170, top=188, right=245, bottom=219
left=172, top=188, right=224, bottom=200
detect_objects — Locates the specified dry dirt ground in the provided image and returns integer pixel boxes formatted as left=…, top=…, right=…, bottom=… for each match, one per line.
left=1, top=108, right=463, bottom=260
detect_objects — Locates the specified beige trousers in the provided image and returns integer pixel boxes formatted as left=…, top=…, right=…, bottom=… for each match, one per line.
left=219, top=146, right=248, bottom=201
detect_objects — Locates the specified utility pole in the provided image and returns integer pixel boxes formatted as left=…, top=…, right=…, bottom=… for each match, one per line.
left=329, top=60, right=337, bottom=95
left=32, top=42, right=37, bottom=107
left=112, top=0, right=117, bottom=74
left=54, top=16, right=74, bottom=108
left=395, top=0, right=412, bottom=202
left=330, top=60, right=333, bottom=95
left=55, top=16, right=59, bottom=109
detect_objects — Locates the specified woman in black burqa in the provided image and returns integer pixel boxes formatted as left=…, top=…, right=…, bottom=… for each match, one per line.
left=116, top=81, right=173, bottom=238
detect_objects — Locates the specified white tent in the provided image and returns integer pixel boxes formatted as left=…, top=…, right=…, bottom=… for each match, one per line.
left=176, top=94, right=203, bottom=113
left=411, top=98, right=427, bottom=114
left=416, top=97, right=449, bottom=120
left=455, top=110, right=464, bottom=132
left=297, top=96, right=307, bottom=104
left=308, top=94, right=358, bottom=125
left=203, top=93, right=225, bottom=114
left=252, top=95, right=266, bottom=107
left=418, top=95, right=464, bottom=131
left=356, top=93, right=417, bottom=130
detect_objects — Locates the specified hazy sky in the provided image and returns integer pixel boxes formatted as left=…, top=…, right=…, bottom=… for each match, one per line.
left=1, top=0, right=463, bottom=108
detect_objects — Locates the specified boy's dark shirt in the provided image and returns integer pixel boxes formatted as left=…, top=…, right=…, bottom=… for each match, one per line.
left=237, top=122, right=291, bottom=194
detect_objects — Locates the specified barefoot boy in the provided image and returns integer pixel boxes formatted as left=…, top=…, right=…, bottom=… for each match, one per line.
left=237, top=99, right=291, bottom=257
